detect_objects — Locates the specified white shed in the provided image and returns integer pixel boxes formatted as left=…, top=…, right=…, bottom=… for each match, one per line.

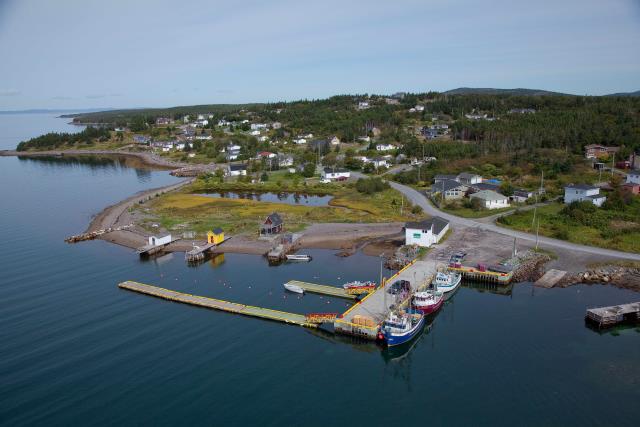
left=148, top=235, right=172, bottom=246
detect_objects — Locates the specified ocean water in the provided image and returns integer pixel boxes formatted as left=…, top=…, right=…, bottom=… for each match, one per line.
left=1, top=115, right=639, bottom=426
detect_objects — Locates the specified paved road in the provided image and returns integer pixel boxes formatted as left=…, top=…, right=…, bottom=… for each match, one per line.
left=387, top=180, right=640, bottom=261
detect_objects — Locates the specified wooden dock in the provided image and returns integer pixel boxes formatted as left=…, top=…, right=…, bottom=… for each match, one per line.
left=585, top=302, right=640, bottom=328
left=447, top=264, right=513, bottom=284
left=185, top=237, right=232, bottom=262
left=118, top=281, right=318, bottom=328
left=284, top=280, right=357, bottom=300
left=535, top=269, right=567, bottom=288
left=136, top=238, right=181, bottom=256
left=334, top=260, right=437, bottom=340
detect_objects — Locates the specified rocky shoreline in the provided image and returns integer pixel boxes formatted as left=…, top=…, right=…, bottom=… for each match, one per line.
left=557, top=266, right=640, bottom=291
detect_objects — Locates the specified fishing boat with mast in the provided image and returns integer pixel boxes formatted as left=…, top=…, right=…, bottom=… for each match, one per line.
left=380, top=308, right=425, bottom=346
left=412, top=289, right=444, bottom=314
left=431, top=271, right=462, bottom=294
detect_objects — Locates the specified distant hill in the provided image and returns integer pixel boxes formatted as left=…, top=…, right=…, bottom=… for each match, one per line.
left=443, top=87, right=569, bottom=96
left=605, top=90, right=640, bottom=97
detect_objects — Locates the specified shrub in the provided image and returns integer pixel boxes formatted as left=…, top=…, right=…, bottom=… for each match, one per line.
left=355, top=177, right=389, bottom=194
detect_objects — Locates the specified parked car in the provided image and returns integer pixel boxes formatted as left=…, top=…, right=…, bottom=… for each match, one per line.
left=388, top=280, right=411, bottom=295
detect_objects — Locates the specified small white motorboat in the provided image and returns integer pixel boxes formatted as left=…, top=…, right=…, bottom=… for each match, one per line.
left=283, top=283, right=304, bottom=294
left=432, top=271, right=462, bottom=294
left=286, top=254, right=312, bottom=262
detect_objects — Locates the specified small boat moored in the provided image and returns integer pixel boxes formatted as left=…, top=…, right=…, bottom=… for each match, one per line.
left=342, top=280, right=376, bottom=294
left=431, top=271, right=462, bottom=294
left=283, top=283, right=304, bottom=294
left=285, top=254, right=312, bottom=262
left=380, top=309, right=425, bottom=346
left=412, top=290, right=444, bottom=314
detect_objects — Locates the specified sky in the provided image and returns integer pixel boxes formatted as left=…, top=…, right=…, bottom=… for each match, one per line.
left=0, top=0, right=639, bottom=110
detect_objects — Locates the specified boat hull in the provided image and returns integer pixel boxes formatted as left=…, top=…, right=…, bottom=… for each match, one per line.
left=283, top=284, right=304, bottom=294
left=413, top=297, right=444, bottom=314
left=383, top=314, right=425, bottom=347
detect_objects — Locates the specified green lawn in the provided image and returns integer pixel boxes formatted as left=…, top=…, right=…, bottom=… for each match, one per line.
left=498, top=203, right=640, bottom=253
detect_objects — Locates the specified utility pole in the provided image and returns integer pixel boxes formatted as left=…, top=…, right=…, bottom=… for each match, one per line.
left=535, top=219, right=540, bottom=250
left=611, top=152, right=615, bottom=180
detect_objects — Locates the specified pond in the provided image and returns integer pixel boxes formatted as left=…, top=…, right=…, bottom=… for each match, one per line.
left=198, top=191, right=334, bottom=206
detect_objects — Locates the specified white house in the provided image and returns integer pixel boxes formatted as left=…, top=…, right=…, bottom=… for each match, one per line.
left=564, top=184, right=607, bottom=207
left=218, top=119, right=230, bottom=127
left=415, top=105, right=425, bottom=112
left=251, top=123, right=267, bottom=130
left=148, top=234, right=172, bottom=246
left=272, top=122, right=282, bottom=129
left=258, top=136, right=270, bottom=142
left=404, top=217, right=450, bottom=248
left=278, top=154, right=294, bottom=167
left=195, top=134, right=212, bottom=140
left=358, top=136, right=371, bottom=143
left=256, top=151, right=277, bottom=160
left=371, top=158, right=390, bottom=169
left=457, top=172, right=483, bottom=185
left=321, top=168, right=351, bottom=181
left=227, top=164, right=247, bottom=177
left=627, top=171, right=640, bottom=185
left=470, top=190, right=510, bottom=209
left=511, top=189, right=534, bottom=203
left=250, top=130, right=261, bottom=136
left=328, top=135, right=341, bottom=145
left=376, top=143, right=396, bottom=151
left=358, top=101, right=370, bottom=110
left=294, top=138, right=307, bottom=145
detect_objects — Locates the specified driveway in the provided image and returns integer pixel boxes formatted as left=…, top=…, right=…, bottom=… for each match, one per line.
left=387, top=180, right=640, bottom=261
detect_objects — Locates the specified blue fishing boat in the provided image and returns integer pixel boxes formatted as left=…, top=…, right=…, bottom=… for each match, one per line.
left=380, top=309, right=425, bottom=346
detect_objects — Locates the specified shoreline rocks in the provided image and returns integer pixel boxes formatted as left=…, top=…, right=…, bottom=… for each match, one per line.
left=557, top=266, right=640, bottom=291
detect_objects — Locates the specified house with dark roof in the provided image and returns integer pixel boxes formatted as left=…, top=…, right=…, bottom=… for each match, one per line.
left=564, top=184, right=606, bottom=207
left=404, top=216, right=450, bottom=247
left=432, top=179, right=469, bottom=200
left=227, top=163, right=247, bottom=177
left=433, top=174, right=457, bottom=183
left=261, top=213, right=283, bottom=235
left=457, top=172, right=483, bottom=185
left=511, top=189, right=534, bottom=203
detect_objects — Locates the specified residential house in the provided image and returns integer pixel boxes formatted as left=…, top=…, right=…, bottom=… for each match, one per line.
left=564, top=184, right=607, bottom=207
left=302, top=133, right=314, bottom=139
left=217, top=119, right=230, bottom=127
left=584, top=144, right=620, bottom=159
left=250, top=130, right=261, bottom=136
left=469, top=182, right=500, bottom=193
left=371, top=157, right=390, bottom=169
left=358, top=101, right=370, bottom=110
left=278, top=154, right=294, bottom=167
left=294, top=138, right=307, bottom=145
left=155, top=117, right=171, bottom=125
left=421, top=127, right=439, bottom=139
left=511, top=189, right=534, bottom=203
left=256, top=151, right=277, bottom=160
left=470, top=190, right=510, bottom=209
left=261, top=213, right=283, bottom=235
left=457, top=173, right=483, bottom=186
left=629, top=152, right=640, bottom=169
left=271, top=122, right=282, bottom=129
left=358, top=136, right=371, bottom=143
left=375, top=143, right=395, bottom=151
left=195, top=134, right=212, bottom=140
left=415, top=105, right=425, bottom=112
left=404, top=217, right=450, bottom=248
left=433, top=174, right=457, bottom=183
left=227, top=164, right=247, bottom=177
left=258, top=136, right=270, bottom=142
left=432, top=179, right=469, bottom=200
left=250, top=123, right=268, bottom=130
left=195, top=119, right=208, bottom=127
left=133, top=135, right=150, bottom=144
left=627, top=171, right=640, bottom=185
left=509, top=108, right=536, bottom=114
left=328, top=135, right=341, bottom=146
left=321, top=167, right=350, bottom=181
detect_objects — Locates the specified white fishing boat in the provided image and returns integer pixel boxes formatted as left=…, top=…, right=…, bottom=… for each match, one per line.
left=283, top=283, right=304, bottom=294
left=431, top=271, right=462, bottom=294
left=285, top=254, right=312, bottom=262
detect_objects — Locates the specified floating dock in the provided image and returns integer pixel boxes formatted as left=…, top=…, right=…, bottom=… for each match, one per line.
left=585, top=302, right=640, bottom=328
left=447, top=264, right=513, bottom=284
left=118, top=281, right=318, bottom=328
left=284, top=280, right=357, bottom=300
left=334, top=260, right=437, bottom=340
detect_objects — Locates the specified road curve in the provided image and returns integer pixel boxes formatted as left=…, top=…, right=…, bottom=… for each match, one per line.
left=387, top=180, right=640, bottom=261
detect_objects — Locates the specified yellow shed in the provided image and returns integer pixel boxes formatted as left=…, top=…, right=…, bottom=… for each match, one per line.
left=207, top=228, right=224, bottom=245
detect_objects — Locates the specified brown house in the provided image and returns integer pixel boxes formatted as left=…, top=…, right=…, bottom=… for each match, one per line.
left=621, top=183, right=640, bottom=196
left=584, top=144, right=619, bottom=159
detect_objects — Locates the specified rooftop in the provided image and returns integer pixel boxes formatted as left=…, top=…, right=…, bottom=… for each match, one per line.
left=405, top=216, right=449, bottom=234
left=470, top=190, right=508, bottom=201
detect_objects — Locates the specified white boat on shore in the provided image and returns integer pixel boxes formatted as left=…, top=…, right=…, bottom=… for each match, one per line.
left=432, top=271, right=462, bottom=294
left=283, top=283, right=304, bottom=294
left=285, top=254, right=312, bottom=262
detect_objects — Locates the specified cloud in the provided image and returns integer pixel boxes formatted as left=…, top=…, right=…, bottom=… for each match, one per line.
left=0, top=89, right=20, bottom=96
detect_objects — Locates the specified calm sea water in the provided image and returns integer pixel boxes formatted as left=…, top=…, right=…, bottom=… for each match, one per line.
left=1, top=115, right=639, bottom=426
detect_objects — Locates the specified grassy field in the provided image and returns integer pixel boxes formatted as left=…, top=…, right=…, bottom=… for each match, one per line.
left=141, top=184, right=419, bottom=236
left=498, top=203, right=640, bottom=253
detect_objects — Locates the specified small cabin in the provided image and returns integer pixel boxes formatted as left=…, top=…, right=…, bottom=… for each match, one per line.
left=148, top=234, right=172, bottom=246
left=261, top=213, right=283, bottom=235
left=207, top=228, right=224, bottom=245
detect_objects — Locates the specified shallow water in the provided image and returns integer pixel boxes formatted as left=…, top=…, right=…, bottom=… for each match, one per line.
left=1, top=115, right=639, bottom=426
left=198, top=191, right=333, bottom=206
